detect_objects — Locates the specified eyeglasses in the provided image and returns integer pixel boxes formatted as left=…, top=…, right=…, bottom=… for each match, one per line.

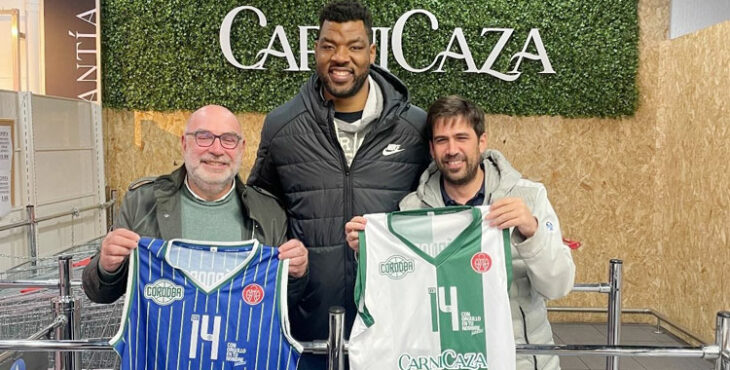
left=185, top=130, right=241, bottom=149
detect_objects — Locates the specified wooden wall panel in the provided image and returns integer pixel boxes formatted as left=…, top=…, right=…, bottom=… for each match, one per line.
left=654, top=19, right=730, bottom=342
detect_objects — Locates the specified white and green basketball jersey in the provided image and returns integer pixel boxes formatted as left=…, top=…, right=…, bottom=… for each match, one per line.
left=349, top=206, right=515, bottom=370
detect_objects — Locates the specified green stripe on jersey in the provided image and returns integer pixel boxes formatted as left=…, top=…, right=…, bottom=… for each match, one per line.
left=435, top=220, right=487, bottom=364
left=502, top=228, right=513, bottom=289
left=355, top=230, right=374, bottom=327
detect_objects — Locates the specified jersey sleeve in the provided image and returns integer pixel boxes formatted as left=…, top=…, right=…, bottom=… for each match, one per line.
left=502, top=228, right=513, bottom=290
left=354, top=230, right=374, bottom=327
left=109, top=241, right=140, bottom=352
left=277, top=258, right=304, bottom=353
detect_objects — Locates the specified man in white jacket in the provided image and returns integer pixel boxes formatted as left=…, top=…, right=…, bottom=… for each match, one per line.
left=345, top=95, right=575, bottom=370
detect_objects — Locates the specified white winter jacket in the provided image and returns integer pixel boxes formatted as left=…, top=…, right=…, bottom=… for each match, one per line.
left=399, top=150, right=576, bottom=370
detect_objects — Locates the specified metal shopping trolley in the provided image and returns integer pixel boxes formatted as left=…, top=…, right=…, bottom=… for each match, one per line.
left=0, top=238, right=124, bottom=369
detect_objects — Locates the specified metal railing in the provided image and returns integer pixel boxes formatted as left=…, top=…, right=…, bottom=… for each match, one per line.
left=0, top=257, right=81, bottom=369
left=606, top=259, right=623, bottom=369
left=0, top=309, right=728, bottom=370
left=0, top=257, right=725, bottom=370
left=52, top=256, right=81, bottom=368
left=548, top=307, right=709, bottom=346
left=0, top=314, right=65, bottom=364
left=553, top=258, right=711, bottom=350
left=0, top=192, right=116, bottom=265
left=0, top=280, right=83, bottom=289
left=563, top=259, right=623, bottom=370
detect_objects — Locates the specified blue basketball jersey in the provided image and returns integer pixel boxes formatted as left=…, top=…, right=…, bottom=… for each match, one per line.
left=110, top=238, right=302, bottom=370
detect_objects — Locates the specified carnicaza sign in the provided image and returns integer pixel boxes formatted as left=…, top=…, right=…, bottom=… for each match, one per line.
left=220, top=6, right=555, bottom=82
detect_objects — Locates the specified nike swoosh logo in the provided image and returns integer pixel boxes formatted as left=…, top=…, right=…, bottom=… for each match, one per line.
left=382, top=148, right=405, bottom=156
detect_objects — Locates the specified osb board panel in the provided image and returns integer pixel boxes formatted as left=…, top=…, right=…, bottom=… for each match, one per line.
left=102, top=0, right=730, bottom=342
left=654, top=19, right=730, bottom=343
left=516, top=0, right=669, bottom=315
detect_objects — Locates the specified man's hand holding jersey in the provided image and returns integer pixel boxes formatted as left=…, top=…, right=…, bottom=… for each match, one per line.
left=277, top=239, right=308, bottom=278
left=484, top=197, right=538, bottom=238
left=100, top=228, right=140, bottom=273
left=345, top=216, right=368, bottom=253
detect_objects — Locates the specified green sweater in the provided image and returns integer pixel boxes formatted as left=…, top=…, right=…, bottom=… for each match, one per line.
left=181, top=182, right=249, bottom=241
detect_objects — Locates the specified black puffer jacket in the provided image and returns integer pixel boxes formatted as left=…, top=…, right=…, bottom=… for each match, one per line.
left=248, top=65, right=430, bottom=342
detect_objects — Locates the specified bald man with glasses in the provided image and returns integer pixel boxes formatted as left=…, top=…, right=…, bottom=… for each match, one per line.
left=83, top=104, right=308, bottom=305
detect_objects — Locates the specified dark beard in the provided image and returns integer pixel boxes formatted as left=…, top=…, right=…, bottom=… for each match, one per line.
left=440, top=158, right=480, bottom=186
left=320, top=66, right=370, bottom=99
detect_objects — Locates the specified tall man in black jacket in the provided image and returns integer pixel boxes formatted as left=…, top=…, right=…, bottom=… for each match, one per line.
left=247, top=1, right=430, bottom=368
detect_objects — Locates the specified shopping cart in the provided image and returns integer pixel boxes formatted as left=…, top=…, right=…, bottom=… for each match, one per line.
left=0, top=238, right=124, bottom=369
